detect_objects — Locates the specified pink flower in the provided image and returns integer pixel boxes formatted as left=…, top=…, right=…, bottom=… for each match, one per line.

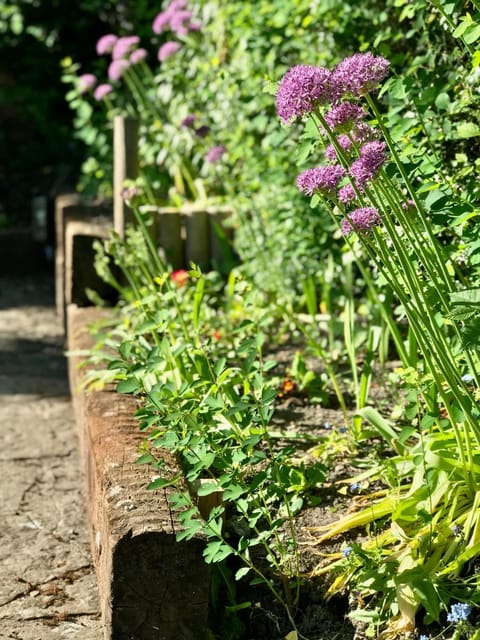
left=332, top=53, right=390, bottom=98
left=341, top=207, right=381, bottom=235
left=324, top=102, right=366, bottom=131
left=96, top=34, right=118, bottom=55
left=158, top=41, right=181, bottom=61
left=112, top=36, right=141, bottom=60
left=181, top=114, right=197, bottom=127
left=324, top=134, right=352, bottom=161
left=276, top=65, right=335, bottom=124
left=78, top=73, right=97, bottom=93
left=130, top=48, right=147, bottom=64
left=108, top=59, right=130, bottom=81
left=152, top=0, right=193, bottom=34
left=296, top=165, right=346, bottom=196
left=338, top=183, right=358, bottom=204
left=205, top=145, right=226, bottom=163
left=94, top=84, right=113, bottom=101
left=170, top=10, right=193, bottom=35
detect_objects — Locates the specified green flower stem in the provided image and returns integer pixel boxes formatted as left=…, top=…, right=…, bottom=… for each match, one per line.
left=364, top=94, right=454, bottom=290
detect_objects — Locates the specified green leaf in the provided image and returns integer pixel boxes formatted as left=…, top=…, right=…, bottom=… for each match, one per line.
left=117, top=377, right=140, bottom=394
left=456, top=122, right=480, bottom=139
left=196, top=482, right=220, bottom=496
left=203, top=540, right=233, bottom=563
left=234, top=567, right=251, bottom=581
left=147, top=475, right=180, bottom=490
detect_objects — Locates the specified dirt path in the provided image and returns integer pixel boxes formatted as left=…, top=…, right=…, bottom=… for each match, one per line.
left=0, top=274, right=102, bottom=640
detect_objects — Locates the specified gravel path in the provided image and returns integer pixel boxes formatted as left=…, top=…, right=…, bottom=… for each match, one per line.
left=0, top=274, right=102, bottom=640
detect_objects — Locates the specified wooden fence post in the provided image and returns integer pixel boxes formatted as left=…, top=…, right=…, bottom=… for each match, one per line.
left=113, top=116, right=138, bottom=238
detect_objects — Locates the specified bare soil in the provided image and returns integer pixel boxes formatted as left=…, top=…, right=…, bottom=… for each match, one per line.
left=0, top=273, right=102, bottom=640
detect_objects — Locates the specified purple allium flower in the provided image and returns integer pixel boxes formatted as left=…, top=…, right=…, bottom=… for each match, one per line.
left=108, top=59, right=130, bottom=81
left=332, top=52, right=390, bottom=98
left=350, top=140, right=387, bottom=185
left=120, top=185, right=141, bottom=201
left=181, top=114, right=197, bottom=127
left=152, top=11, right=172, bottom=34
left=205, top=145, right=227, bottom=163
left=296, top=165, right=346, bottom=196
left=341, top=207, right=381, bottom=235
left=78, top=73, right=97, bottom=93
left=158, top=41, right=181, bottom=61
left=325, top=134, right=353, bottom=161
left=276, top=65, right=334, bottom=124
left=195, top=125, right=210, bottom=138
left=447, top=603, right=472, bottom=623
left=324, top=102, right=366, bottom=131
left=112, top=36, right=141, bottom=60
left=130, top=48, right=147, bottom=64
left=170, top=10, right=193, bottom=35
left=352, top=121, right=378, bottom=144
left=338, top=183, right=358, bottom=204
left=96, top=34, right=118, bottom=55
left=187, top=21, right=202, bottom=32
left=94, top=83, right=113, bottom=101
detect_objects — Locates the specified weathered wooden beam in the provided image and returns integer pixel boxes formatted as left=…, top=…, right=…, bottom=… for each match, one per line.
left=113, top=116, right=138, bottom=238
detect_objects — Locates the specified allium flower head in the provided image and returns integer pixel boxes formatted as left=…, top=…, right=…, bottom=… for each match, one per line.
left=108, top=59, right=129, bottom=81
left=78, top=73, right=97, bottom=93
left=158, top=41, right=181, bottom=62
left=112, top=36, right=141, bottom=60
left=447, top=602, right=472, bottom=623
left=352, top=121, right=378, bottom=144
left=130, top=48, right=147, bottom=64
left=350, top=140, right=387, bottom=185
left=332, top=52, right=390, bottom=98
left=324, top=102, right=366, bottom=132
left=205, top=145, right=227, bottom=163
left=170, top=10, right=193, bottom=35
left=195, top=125, right=210, bottom=138
left=325, top=134, right=352, bottom=161
left=296, top=165, right=346, bottom=196
left=338, top=183, right=358, bottom=204
left=181, top=114, right=197, bottom=127
left=276, top=65, right=334, bottom=124
left=96, top=34, right=118, bottom=55
left=94, top=83, right=113, bottom=101
left=341, top=207, right=381, bottom=235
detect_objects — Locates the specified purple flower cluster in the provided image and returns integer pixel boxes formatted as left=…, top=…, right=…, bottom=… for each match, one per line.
left=152, top=0, right=201, bottom=35
left=324, top=102, right=366, bottom=131
left=158, top=41, right=181, bottom=62
left=276, top=53, right=389, bottom=124
left=276, top=65, right=334, bottom=123
left=324, top=134, right=353, bottom=161
left=332, top=52, right=390, bottom=98
left=205, top=145, right=227, bottom=164
left=341, top=207, right=381, bottom=235
left=78, top=73, right=97, bottom=93
left=350, top=141, right=387, bottom=186
left=94, top=84, right=113, bottom=101
left=296, top=165, right=346, bottom=195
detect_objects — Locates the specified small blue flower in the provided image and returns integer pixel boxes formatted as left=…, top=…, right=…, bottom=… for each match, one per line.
left=418, top=635, right=429, bottom=640
left=323, top=422, right=331, bottom=430
left=451, top=524, right=461, bottom=537
left=339, top=425, right=347, bottom=433
left=462, top=373, right=475, bottom=383
left=349, top=482, right=361, bottom=493
left=343, top=546, right=352, bottom=557
left=447, top=602, right=472, bottom=623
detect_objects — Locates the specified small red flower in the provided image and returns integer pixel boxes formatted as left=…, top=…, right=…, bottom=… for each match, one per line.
left=171, top=269, right=188, bottom=287
left=278, top=378, right=296, bottom=398
left=212, top=329, right=221, bottom=341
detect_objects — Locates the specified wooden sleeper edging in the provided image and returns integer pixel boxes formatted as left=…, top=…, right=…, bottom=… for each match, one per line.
left=67, top=304, right=210, bottom=640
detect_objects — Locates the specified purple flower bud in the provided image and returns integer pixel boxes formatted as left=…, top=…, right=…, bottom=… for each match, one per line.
left=205, top=145, right=227, bottom=163
left=158, top=41, right=181, bottom=62
left=108, top=59, right=130, bottom=81
left=96, top=34, right=118, bottom=55
left=296, top=165, right=346, bottom=196
left=112, top=36, right=141, bottom=60
left=181, top=114, right=197, bottom=127
left=341, top=207, right=381, bottom=235
left=152, top=11, right=171, bottom=34
left=276, top=65, right=335, bottom=124
left=78, top=73, right=97, bottom=93
left=332, top=52, right=390, bottom=98
left=94, top=83, right=113, bottom=101
left=130, top=48, right=147, bottom=64
left=195, top=125, right=210, bottom=138
left=350, top=140, right=387, bottom=185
